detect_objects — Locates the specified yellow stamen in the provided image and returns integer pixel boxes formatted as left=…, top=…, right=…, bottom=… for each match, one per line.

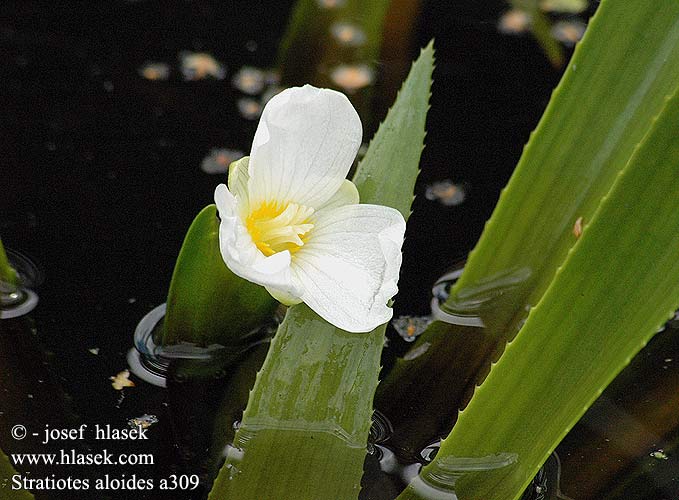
left=246, top=201, right=314, bottom=256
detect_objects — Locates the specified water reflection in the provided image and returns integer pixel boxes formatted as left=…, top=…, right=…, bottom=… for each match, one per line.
left=363, top=448, right=571, bottom=500
left=396, top=453, right=518, bottom=500
left=128, top=303, right=274, bottom=388
left=440, top=266, right=532, bottom=320
left=376, top=263, right=534, bottom=463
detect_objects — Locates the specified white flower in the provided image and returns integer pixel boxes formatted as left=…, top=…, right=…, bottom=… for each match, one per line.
left=214, top=85, right=406, bottom=333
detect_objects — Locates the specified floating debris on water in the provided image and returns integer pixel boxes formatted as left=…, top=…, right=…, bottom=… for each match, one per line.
left=650, top=449, right=669, bottom=460
left=103, top=80, right=114, bottom=92
left=245, top=40, right=258, bottom=52
left=425, top=180, right=466, bottom=206
left=201, top=148, right=245, bottom=174
left=330, top=22, right=367, bottom=47
left=497, top=9, right=532, bottom=35
left=572, top=216, right=583, bottom=238
left=330, top=64, right=375, bottom=93
left=128, top=414, right=159, bottom=430
left=88, top=347, right=100, bottom=355
left=392, top=315, right=433, bottom=342
left=237, top=97, right=262, bottom=120
left=179, top=51, right=226, bottom=81
left=138, top=61, right=170, bottom=81
left=316, top=0, right=346, bottom=8
left=551, top=20, right=587, bottom=46
left=232, top=66, right=266, bottom=95
left=539, top=0, right=588, bottom=14
left=110, top=369, right=135, bottom=390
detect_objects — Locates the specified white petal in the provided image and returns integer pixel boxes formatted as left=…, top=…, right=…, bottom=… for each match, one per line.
left=291, top=204, right=406, bottom=333
left=315, top=179, right=359, bottom=213
left=248, top=85, right=362, bottom=209
left=214, top=184, right=303, bottom=299
left=265, top=286, right=303, bottom=306
left=228, top=156, right=249, bottom=196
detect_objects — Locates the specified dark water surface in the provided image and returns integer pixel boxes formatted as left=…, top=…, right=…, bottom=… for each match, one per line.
left=4, top=2, right=672, bottom=500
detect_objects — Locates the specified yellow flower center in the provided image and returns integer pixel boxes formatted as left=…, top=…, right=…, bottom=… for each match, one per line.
left=246, top=201, right=315, bottom=256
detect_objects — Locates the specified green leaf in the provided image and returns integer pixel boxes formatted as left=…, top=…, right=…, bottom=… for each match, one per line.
left=162, top=205, right=277, bottom=347
left=398, top=80, right=679, bottom=500
left=209, top=43, right=434, bottom=500
left=377, top=0, right=679, bottom=454
left=0, top=239, right=19, bottom=288
left=0, top=448, right=33, bottom=500
left=353, top=40, right=434, bottom=219
left=453, top=0, right=679, bottom=319
left=208, top=305, right=384, bottom=500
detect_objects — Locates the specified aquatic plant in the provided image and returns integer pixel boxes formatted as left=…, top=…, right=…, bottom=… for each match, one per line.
left=157, top=1, right=679, bottom=499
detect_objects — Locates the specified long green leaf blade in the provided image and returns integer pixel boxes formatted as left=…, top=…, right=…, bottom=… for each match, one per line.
left=353, top=40, right=433, bottom=217
left=208, top=305, right=384, bottom=500
left=453, top=0, right=679, bottom=320
left=209, top=43, right=434, bottom=500
left=399, top=86, right=679, bottom=500
left=377, top=0, right=679, bottom=454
